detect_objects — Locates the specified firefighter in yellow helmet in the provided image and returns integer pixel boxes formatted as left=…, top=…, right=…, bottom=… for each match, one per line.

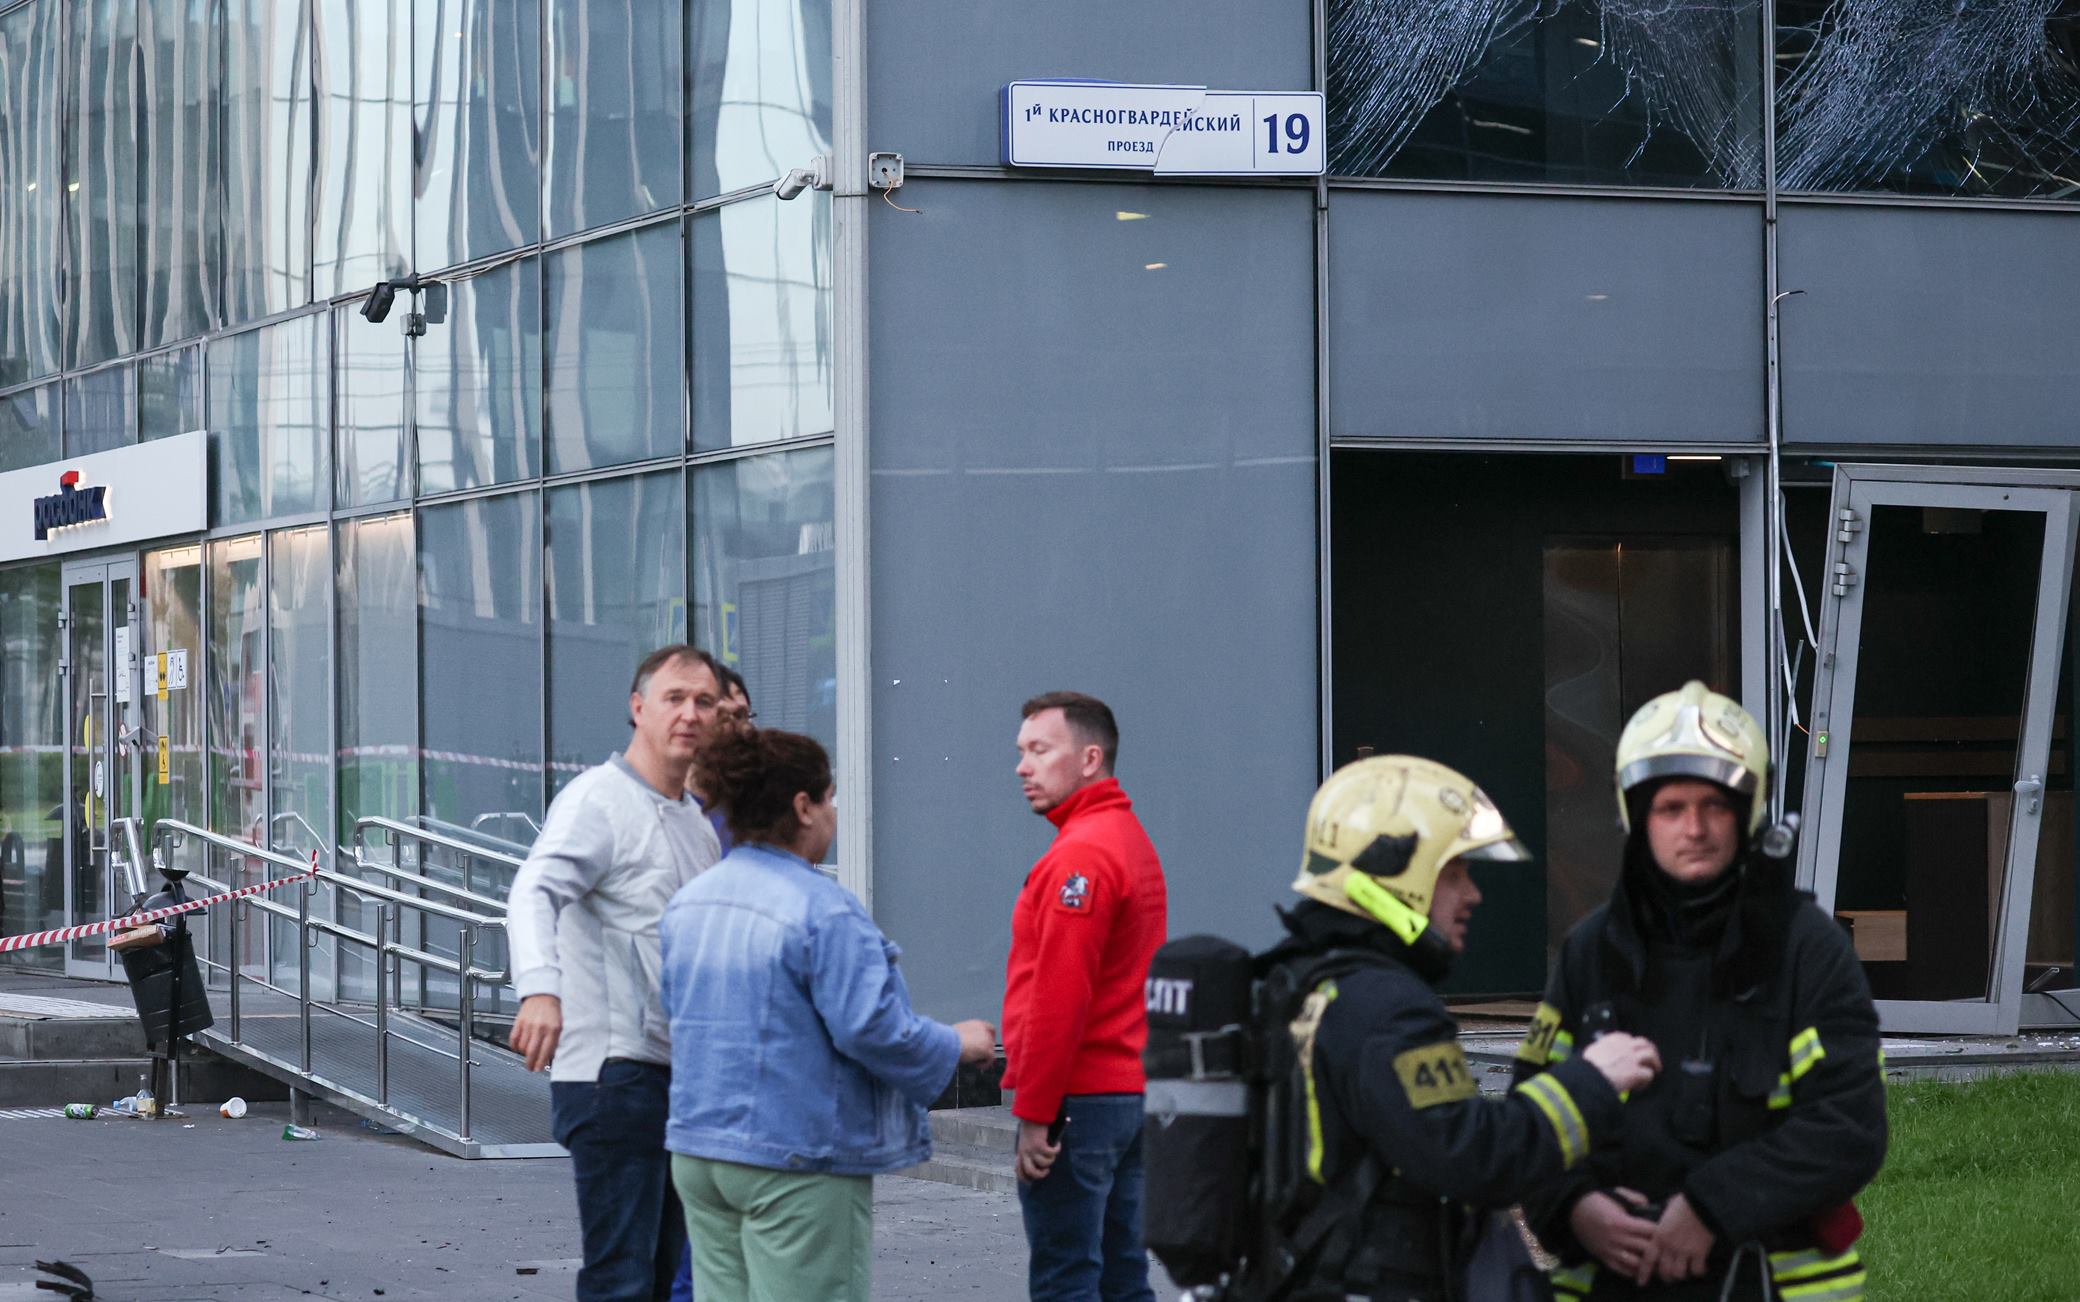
left=1242, top=756, right=1662, bottom=1302
left=1512, top=683, right=1887, bottom=1301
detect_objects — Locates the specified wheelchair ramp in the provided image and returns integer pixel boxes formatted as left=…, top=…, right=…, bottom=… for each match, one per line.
left=198, top=985, right=559, bottom=1159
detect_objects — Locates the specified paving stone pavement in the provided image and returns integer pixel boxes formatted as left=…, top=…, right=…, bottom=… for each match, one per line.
left=0, top=1098, right=1178, bottom=1300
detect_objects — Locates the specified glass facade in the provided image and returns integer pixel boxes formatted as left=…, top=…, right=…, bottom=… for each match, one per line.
left=419, top=492, right=543, bottom=830
left=0, top=0, right=61, bottom=385
left=0, top=0, right=837, bottom=967
left=1324, top=1, right=2080, bottom=197
left=0, top=563, right=62, bottom=967
left=545, top=223, right=686, bottom=474
left=547, top=472, right=687, bottom=797
left=1328, top=0, right=1765, bottom=186
left=1776, top=2, right=2080, bottom=198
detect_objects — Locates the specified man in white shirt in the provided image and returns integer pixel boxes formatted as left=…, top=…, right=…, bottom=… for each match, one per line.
left=507, top=645, right=728, bottom=1302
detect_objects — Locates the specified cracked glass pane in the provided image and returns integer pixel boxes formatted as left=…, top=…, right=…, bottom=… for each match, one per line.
left=1328, top=0, right=1764, bottom=187
left=1776, top=1, right=2080, bottom=198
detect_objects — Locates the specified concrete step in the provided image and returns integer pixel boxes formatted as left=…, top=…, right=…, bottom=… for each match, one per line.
left=0, top=1053, right=290, bottom=1109
left=929, top=1105, right=1018, bottom=1151
left=908, top=1138, right=1018, bottom=1195
left=0, top=1014, right=149, bottom=1059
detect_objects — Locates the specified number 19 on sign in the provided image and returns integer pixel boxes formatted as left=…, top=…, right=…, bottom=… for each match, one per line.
left=1264, top=112, right=1310, bottom=156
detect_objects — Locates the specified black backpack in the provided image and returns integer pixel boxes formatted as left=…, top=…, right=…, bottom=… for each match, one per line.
left=1141, top=935, right=1381, bottom=1300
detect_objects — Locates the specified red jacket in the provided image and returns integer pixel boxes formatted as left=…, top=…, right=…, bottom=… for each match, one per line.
left=1001, top=778, right=1167, bottom=1125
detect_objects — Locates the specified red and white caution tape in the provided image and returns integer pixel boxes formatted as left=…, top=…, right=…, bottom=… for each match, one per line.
left=0, top=852, right=321, bottom=954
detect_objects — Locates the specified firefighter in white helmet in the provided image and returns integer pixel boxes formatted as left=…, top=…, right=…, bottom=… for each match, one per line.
left=1513, top=682, right=1887, bottom=1301
left=1240, top=756, right=1662, bottom=1302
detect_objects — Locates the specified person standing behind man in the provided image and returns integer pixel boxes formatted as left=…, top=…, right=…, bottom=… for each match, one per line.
left=507, top=645, right=730, bottom=1301
left=1003, top=691, right=1167, bottom=1302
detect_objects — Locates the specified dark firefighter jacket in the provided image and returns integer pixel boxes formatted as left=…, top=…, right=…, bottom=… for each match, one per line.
left=1261, top=904, right=1623, bottom=1301
left=1512, top=840, right=1887, bottom=1302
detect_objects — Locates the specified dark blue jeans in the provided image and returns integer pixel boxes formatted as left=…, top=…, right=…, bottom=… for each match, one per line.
left=551, top=1059, right=685, bottom=1302
left=1016, top=1093, right=1156, bottom=1302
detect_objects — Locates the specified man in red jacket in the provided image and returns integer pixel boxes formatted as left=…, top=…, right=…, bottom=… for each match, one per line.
left=1003, top=690, right=1167, bottom=1302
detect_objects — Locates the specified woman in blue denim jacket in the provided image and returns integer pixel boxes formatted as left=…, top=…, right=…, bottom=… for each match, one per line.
left=660, top=726, right=997, bottom=1302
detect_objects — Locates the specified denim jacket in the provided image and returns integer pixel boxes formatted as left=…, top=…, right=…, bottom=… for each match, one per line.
left=659, top=843, right=960, bottom=1176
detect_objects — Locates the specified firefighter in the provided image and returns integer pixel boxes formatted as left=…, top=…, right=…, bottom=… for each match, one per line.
left=1514, top=682, right=1887, bottom=1301
left=1249, top=756, right=1661, bottom=1302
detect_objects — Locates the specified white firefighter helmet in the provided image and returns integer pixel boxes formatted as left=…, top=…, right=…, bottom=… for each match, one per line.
left=1614, top=680, right=1769, bottom=834
left=1292, top=756, right=1529, bottom=944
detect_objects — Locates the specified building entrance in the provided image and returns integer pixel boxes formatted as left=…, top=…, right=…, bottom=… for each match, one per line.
left=58, top=555, right=143, bottom=979
left=1329, top=450, right=1746, bottom=994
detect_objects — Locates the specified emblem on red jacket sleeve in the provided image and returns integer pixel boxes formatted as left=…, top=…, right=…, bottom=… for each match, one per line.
left=1057, top=872, right=1091, bottom=912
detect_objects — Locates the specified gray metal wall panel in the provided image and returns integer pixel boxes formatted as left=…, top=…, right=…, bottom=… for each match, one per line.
left=867, top=3, right=1313, bottom=169
left=1328, top=193, right=1765, bottom=445
left=1779, top=204, right=2080, bottom=449
left=868, top=180, right=1317, bottom=1018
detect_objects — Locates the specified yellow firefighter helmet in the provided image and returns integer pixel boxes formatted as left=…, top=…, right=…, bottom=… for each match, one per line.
left=1614, top=680, right=1769, bottom=834
left=1292, top=756, right=1529, bottom=945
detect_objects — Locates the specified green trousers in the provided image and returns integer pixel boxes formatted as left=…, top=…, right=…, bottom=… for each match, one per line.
left=671, top=1153, right=873, bottom=1302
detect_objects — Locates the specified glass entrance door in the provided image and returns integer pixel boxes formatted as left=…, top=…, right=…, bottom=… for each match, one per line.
left=1801, top=469, right=2077, bottom=1035
left=60, top=557, right=142, bottom=979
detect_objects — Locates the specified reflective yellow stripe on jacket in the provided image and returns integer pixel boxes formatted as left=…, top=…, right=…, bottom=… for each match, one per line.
left=1289, top=980, right=1340, bottom=1184
left=1548, top=1249, right=1863, bottom=1301
left=1768, top=1025, right=1829, bottom=1110
left=1512, top=1072, right=1588, bottom=1168
left=1771, top=1247, right=1866, bottom=1301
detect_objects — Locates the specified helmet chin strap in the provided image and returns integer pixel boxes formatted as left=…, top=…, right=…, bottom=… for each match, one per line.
left=1344, top=874, right=1427, bottom=945
left=1344, top=874, right=1457, bottom=977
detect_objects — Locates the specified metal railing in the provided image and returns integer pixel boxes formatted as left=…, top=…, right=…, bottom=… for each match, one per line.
left=152, top=819, right=510, bottom=1144
left=352, top=815, right=526, bottom=906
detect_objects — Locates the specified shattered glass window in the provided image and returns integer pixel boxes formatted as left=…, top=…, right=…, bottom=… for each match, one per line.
left=1776, top=1, right=2080, bottom=198
left=1328, top=0, right=1765, bottom=187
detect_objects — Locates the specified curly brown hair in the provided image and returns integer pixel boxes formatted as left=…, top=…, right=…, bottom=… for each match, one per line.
left=692, top=725, right=832, bottom=847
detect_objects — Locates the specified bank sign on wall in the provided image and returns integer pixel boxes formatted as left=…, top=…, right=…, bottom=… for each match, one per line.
left=0, top=430, right=208, bottom=563
left=1002, top=80, right=1325, bottom=175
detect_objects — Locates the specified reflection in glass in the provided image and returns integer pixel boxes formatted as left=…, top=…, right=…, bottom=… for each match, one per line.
left=0, top=563, right=63, bottom=963
left=686, top=0, right=833, bottom=200
left=417, top=258, right=543, bottom=492
left=140, top=0, right=221, bottom=348
left=546, top=225, right=684, bottom=473
left=691, top=447, right=835, bottom=756
left=336, top=512, right=415, bottom=1003
left=1327, top=0, right=1763, bottom=187
left=139, top=346, right=204, bottom=442
left=0, top=0, right=62, bottom=385
left=66, top=0, right=140, bottom=367
left=337, top=512, right=417, bottom=843
left=336, top=304, right=408, bottom=506
left=64, top=576, right=107, bottom=964
left=140, top=546, right=204, bottom=878
left=64, top=366, right=136, bottom=458
left=1834, top=505, right=2044, bottom=1002
left=546, top=0, right=683, bottom=235
left=691, top=195, right=833, bottom=451
left=0, top=386, right=59, bottom=472
left=315, top=0, right=411, bottom=297
left=547, top=473, right=686, bottom=799
left=207, top=536, right=264, bottom=985
left=414, top=0, right=540, bottom=269
left=223, top=0, right=314, bottom=323
left=1777, top=2, right=2080, bottom=198
left=269, top=526, right=331, bottom=991
left=420, top=493, right=543, bottom=827
left=207, top=316, right=330, bottom=525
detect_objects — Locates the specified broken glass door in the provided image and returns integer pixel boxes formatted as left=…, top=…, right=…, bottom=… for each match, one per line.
left=1801, top=468, right=2075, bottom=1035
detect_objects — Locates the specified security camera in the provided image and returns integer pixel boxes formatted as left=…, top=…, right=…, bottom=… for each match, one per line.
left=360, top=280, right=397, bottom=323
left=775, top=155, right=832, bottom=201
